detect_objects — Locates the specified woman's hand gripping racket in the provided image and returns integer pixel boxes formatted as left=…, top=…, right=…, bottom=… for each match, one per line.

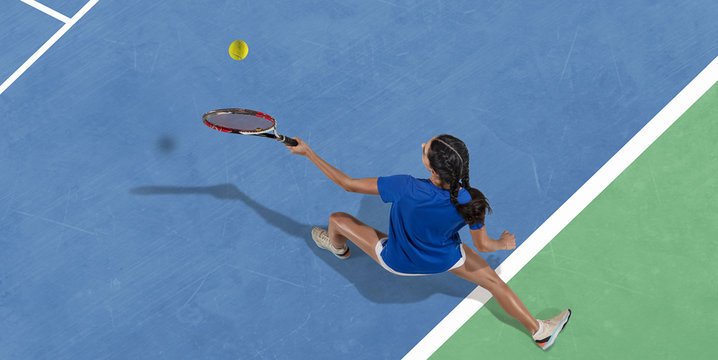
left=202, top=108, right=298, bottom=146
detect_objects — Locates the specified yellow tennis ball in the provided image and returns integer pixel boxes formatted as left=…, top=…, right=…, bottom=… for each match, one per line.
left=229, top=40, right=248, bottom=60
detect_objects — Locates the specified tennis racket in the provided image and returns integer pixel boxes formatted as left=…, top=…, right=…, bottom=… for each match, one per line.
left=202, top=108, right=298, bottom=146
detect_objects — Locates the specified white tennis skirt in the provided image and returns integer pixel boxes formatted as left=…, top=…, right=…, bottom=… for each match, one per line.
left=374, top=238, right=466, bottom=276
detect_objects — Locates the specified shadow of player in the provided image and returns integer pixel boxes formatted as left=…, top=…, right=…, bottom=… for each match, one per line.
left=130, top=183, right=476, bottom=304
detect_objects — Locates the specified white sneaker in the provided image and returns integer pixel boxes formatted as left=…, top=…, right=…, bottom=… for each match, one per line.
left=311, top=227, right=350, bottom=259
left=533, top=309, right=571, bottom=350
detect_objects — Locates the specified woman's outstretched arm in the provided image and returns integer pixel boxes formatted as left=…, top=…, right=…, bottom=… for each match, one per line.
left=284, top=137, right=379, bottom=195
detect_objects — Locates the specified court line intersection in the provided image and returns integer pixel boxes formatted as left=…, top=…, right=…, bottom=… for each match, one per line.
left=0, top=0, right=99, bottom=96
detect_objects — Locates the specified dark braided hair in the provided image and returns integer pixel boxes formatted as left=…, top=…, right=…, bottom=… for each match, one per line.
left=427, top=134, right=492, bottom=227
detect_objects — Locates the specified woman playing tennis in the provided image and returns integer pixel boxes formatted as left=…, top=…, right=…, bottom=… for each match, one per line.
left=284, top=134, right=570, bottom=350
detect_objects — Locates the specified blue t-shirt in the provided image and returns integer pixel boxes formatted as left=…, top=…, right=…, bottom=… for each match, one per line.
left=377, top=175, right=483, bottom=274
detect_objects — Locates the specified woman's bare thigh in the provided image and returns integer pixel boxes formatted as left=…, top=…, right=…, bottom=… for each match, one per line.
left=449, top=244, right=504, bottom=290
left=329, top=212, right=387, bottom=264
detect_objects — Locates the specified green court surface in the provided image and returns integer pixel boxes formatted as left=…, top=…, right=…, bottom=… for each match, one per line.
left=431, top=83, right=718, bottom=359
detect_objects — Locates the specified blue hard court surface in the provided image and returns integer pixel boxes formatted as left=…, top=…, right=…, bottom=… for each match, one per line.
left=1, top=1, right=717, bottom=359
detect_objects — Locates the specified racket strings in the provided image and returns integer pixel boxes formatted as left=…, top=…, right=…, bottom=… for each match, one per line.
left=203, top=109, right=276, bottom=134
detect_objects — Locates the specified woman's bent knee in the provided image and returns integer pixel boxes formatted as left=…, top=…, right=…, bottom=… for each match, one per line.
left=329, top=212, right=352, bottom=223
left=483, top=274, right=506, bottom=291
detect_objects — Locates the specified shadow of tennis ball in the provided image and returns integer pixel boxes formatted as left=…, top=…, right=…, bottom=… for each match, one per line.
left=157, top=135, right=176, bottom=154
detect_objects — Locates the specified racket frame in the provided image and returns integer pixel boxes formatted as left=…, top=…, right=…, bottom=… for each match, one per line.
left=202, top=108, right=297, bottom=145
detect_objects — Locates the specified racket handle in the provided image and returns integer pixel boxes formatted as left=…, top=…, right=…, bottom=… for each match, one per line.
left=278, top=135, right=298, bottom=146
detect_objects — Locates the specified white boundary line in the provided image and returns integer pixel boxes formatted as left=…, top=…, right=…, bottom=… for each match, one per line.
left=0, top=0, right=99, bottom=96
left=21, top=0, right=71, bottom=23
left=404, top=55, right=718, bottom=360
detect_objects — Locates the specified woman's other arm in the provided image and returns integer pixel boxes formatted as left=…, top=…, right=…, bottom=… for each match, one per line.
left=470, top=226, right=516, bottom=252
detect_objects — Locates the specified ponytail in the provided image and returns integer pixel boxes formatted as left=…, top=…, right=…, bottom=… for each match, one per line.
left=456, top=176, right=492, bottom=227
left=428, top=135, right=492, bottom=227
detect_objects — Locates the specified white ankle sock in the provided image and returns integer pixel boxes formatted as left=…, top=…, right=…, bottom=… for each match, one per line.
left=532, top=321, right=544, bottom=338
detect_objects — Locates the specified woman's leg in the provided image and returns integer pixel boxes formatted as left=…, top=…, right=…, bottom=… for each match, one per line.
left=327, top=212, right=386, bottom=265
left=450, top=244, right=540, bottom=335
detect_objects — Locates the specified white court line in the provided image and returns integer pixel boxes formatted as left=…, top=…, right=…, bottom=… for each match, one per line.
left=404, top=55, right=718, bottom=360
left=0, top=0, right=99, bottom=96
left=21, top=0, right=71, bottom=23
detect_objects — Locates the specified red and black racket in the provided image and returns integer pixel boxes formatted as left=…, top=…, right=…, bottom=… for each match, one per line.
left=202, top=108, right=298, bottom=146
